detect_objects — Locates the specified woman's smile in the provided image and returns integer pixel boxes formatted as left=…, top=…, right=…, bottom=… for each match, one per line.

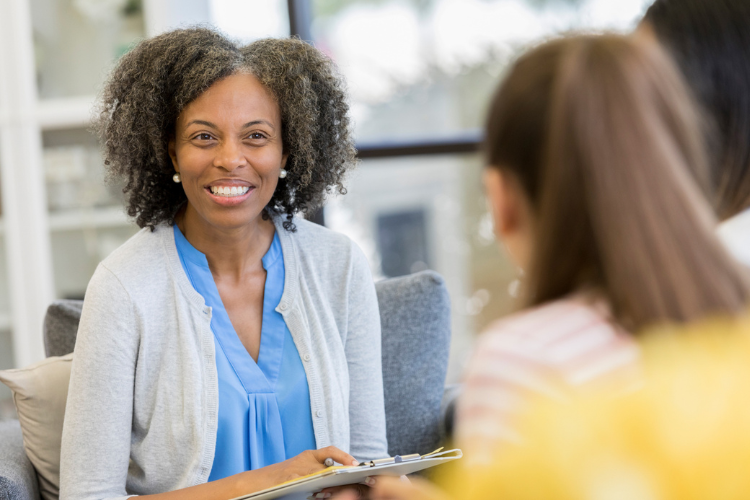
left=205, top=179, right=256, bottom=206
left=209, top=186, right=250, bottom=197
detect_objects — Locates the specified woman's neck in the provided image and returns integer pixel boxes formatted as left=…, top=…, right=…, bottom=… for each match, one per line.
left=176, top=205, right=276, bottom=281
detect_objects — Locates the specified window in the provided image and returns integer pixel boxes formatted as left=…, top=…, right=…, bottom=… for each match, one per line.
left=294, top=0, right=652, bottom=380
left=311, top=0, right=650, bottom=143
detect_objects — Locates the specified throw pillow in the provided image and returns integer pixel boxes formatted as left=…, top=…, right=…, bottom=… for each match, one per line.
left=0, top=353, right=73, bottom=500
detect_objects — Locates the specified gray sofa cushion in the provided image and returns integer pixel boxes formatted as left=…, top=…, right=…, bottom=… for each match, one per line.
left=0, top=420, right=40, bottom=500
left=43, top=301, right=82, bottom=358
left=376, top=271, right=451, bottom=457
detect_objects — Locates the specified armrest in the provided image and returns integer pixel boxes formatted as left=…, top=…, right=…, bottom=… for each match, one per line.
left=0, top=420, right=39, bottom=500
left=440, top=384, right=462, bottom=443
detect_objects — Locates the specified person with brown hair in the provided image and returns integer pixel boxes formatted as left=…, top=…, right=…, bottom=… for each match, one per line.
left=455, top=30, right=750, bottom=463
left=638, top=0, right=750, bottom=266
left=640, top=0, right=750, bottom=222
left=333, top=32, right=750, bottom=500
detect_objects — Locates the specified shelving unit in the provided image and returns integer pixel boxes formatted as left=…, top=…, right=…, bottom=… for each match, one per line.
left=0, top=207, right=131, bottom=235
left=36, top=96, right=95, bottom=130
left=0, top=0, right=218, bottom=372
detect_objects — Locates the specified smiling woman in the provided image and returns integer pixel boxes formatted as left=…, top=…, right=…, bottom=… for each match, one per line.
left=59, top=28, right=387, bottom=500
left=98, top=30, right=355, bottom=231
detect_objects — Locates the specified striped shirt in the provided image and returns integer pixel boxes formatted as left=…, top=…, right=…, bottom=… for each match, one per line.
left=455, top=296, right=640, bottom=463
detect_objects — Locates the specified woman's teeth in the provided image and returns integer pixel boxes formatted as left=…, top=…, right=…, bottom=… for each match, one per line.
left=210, top=186, right=250, bottom=197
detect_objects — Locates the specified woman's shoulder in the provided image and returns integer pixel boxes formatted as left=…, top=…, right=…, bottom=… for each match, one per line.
left=483, top=296, right=613, bottom=341
left=281, top=216, right=354, bottom=248
left=278, top=216, right=369, bottom=270
left=457, top=296, right=640, bottom=451
left=469, top=296, right=637, bottom=378
left=93, top=224, right=174, bottom=293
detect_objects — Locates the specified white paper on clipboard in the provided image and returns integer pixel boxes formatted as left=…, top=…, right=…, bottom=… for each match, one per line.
left=229, top=449, right=463, bottom=500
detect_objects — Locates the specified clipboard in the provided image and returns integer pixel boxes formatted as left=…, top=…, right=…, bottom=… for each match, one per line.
left=229, top=448, right=462, bottom=500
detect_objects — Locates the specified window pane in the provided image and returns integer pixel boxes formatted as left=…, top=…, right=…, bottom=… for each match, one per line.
left=325, top=154, right=516, bottom=381
left=210, top=0, right=290, bottom=43
left=31, top=0, right=146, bottom=99
left=312, top=0, right=651, bottom=143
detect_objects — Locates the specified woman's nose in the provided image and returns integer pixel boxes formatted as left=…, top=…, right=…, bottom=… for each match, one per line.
left=214, top=139, right=246, bottom=171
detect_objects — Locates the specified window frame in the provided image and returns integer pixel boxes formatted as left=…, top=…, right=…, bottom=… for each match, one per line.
left=286, top=0, right=482, bottom=224
left=286, top=0, right=483, bottom=160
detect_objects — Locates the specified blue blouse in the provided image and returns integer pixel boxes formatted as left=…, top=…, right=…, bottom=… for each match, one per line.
left=173, top=225, right=316, bottom=481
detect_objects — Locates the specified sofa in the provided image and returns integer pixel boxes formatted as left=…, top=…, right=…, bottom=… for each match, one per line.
left=0, top=270, right=456, bottom=500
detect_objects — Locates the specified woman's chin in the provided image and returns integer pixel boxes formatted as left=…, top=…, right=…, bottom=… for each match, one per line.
left=186, top=205, right=270, bottom=233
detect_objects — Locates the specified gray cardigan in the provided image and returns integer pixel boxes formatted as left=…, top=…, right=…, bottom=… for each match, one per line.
left=59, top=217, right=388, bottom=500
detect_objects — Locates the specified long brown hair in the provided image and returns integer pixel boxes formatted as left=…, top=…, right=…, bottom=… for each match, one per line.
left=484, top=34, right=750, bottom=331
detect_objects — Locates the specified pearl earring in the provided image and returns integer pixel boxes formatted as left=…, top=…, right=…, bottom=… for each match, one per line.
left=279, top=169, right=288, bottom=179
left=173, top=173, right=181, bottom=183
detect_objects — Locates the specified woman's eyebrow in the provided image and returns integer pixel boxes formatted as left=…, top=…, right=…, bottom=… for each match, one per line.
left=185, top=119, right=217, bottom=129
left=242, top=119, right=275, bottom=130
left=185, top=119, right=276, bottom=130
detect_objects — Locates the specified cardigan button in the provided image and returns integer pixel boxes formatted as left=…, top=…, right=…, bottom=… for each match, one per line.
left=316, top=410, right=323, bottom=418
left=303, top=353, right=311, bottom=362
left=279, top=303, right=287, bottom=311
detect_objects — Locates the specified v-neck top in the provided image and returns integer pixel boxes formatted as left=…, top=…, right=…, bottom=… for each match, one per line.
left=173, top=225, right=316, bottom=481
left=61, top=218, right=388, bottom=499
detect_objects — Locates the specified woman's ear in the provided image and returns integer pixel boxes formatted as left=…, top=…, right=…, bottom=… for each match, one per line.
left=483, top=167, right=522, bottom=238
left=484, top=167, right=534, bottom=268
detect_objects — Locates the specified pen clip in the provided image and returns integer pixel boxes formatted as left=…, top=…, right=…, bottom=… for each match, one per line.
left=421, top=447, right=444, bottom=458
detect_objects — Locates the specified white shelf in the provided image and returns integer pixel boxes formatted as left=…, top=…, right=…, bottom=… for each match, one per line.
left=48, top=206, right=133, bottom=231
left=36, top=96, right=95, bottom=130
left=0, top=207, right=133, bottom=235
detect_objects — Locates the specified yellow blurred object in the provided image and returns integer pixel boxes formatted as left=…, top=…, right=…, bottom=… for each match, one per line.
left=443, top=315, right=750, bottom=500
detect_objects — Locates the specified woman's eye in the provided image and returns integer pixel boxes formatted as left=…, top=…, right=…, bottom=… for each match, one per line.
left=195, top=133, right=214, bottom=141
left=249, top=132, right=266, bottom=140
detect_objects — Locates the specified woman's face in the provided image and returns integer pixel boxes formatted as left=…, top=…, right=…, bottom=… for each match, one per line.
left=169, top=72, right=287, bottom=231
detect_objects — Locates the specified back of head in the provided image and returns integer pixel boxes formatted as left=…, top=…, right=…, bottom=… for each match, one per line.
left=643, top=0, right=750, bottom=219
left=485, top=34, right=749, bottom=331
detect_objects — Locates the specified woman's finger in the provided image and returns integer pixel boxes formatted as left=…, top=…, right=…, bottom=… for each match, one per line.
left=314, top=446, right=360, bottom=466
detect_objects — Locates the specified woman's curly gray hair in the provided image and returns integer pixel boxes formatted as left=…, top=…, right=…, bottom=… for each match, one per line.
left=95, top=27, right=356, bottom=231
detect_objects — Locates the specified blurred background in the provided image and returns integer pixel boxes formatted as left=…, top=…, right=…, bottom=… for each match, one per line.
left=0, top=0, right=652, bottom=417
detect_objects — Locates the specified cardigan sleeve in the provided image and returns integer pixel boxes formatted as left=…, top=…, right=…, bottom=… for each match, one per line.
left=59, top=264, right=139, bottom=500
left=344, top=241, right=389, bottom=461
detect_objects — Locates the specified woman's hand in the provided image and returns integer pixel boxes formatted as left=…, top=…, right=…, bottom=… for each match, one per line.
left=256, top=446, right=359, bottom=488
left=331, top=476, right=451, bottom=500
